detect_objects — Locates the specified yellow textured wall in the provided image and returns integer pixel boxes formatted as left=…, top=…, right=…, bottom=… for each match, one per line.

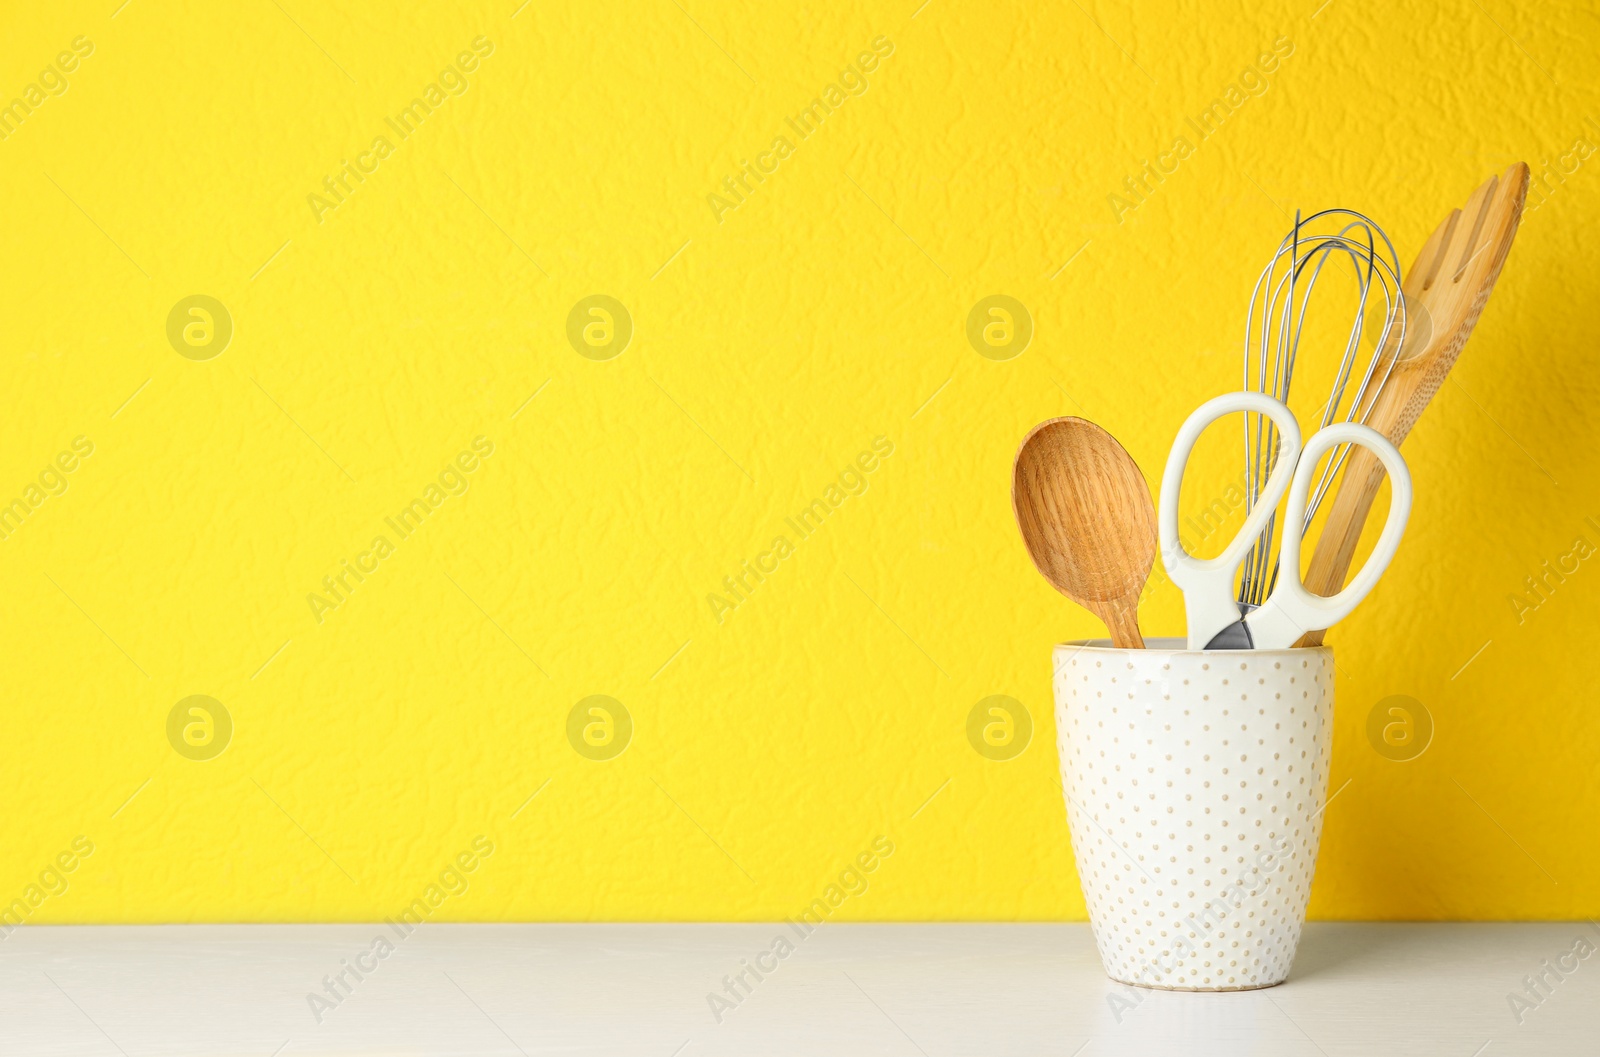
left=1, top=0, right=1595, bottom=924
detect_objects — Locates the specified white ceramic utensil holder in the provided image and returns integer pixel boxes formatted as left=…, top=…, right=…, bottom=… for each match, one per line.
left=1054, top=638, right=1335, bottom=991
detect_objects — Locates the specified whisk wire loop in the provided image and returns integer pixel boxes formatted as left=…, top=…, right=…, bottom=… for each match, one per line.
left=1238, top=210, right=1406, bottom=607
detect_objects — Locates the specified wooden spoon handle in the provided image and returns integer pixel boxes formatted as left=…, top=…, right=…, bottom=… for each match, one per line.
left=1098, top=598, right=1146, bottom=651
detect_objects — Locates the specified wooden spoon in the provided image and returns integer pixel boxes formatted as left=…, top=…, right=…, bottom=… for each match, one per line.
left=1294, top=162, right=1529, bottom=647
left=1012, top=418, right=1156, bottom=649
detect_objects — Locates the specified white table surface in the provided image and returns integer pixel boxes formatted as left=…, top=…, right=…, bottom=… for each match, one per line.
left=1, top=923, right=1595, bottom=1055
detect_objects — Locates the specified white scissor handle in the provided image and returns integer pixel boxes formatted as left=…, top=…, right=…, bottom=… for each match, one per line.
left=1244, top=422, right=1412, bottom=649
left=1160, top=392, right=1303, bottom=650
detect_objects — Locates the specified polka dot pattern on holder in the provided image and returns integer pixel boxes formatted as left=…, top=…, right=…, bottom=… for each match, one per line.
left=1052, top=638, right=1334, bottom=991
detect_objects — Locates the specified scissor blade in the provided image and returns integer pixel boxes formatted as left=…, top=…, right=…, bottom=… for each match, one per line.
left=1203, top=602, right=1259, bottom=650
left=1204, top=621, right=1255, bottom=650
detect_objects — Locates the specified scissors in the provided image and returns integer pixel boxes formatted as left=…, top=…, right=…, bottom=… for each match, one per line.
left=1159, top=392, right=1413, bottom=650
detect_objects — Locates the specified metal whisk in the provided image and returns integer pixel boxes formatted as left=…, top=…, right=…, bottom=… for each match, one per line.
left=1237, top=210, right=1407, bottom=609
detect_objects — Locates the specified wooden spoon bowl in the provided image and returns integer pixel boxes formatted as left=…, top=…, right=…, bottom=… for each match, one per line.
left=1012, top=418, right=1156, bottom=649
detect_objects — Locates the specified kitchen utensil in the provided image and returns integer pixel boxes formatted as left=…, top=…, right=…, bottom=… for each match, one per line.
left=1055, top=638, right=1333, bottom=989
left=1294, top=163, right=1529, bottom=646
left=1012, top=418, right=1155, bottom=649
left=1236, top=209, right=1408, bottom=612
left=1160, top=392, right=1412, bottom=650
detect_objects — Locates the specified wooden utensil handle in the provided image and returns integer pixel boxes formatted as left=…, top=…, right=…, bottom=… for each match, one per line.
left=1293, top=445, right=1390, bottom=648
left=1099, top=599, right=1146, bottom=651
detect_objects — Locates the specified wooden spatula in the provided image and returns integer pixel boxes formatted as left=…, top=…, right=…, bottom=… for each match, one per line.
left=1294, top=163, right=1530, bottom=647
